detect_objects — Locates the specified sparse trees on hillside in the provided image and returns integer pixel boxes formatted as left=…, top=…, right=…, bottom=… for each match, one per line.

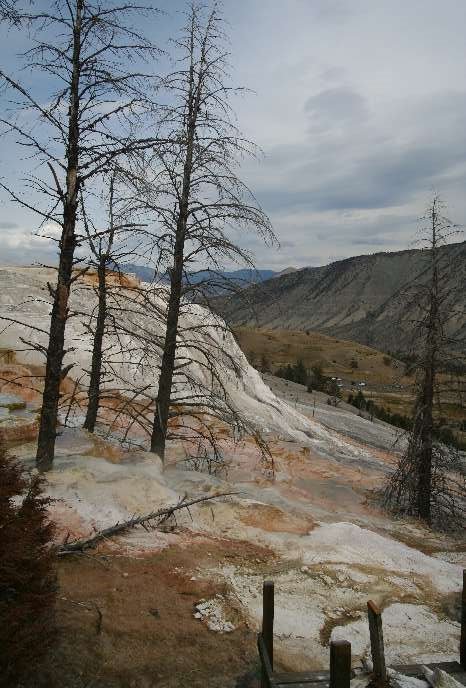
left=383, top=197, right=465, bottom=529
left=125, top=2, right=275, bottom=461
left=276, top=359, right=308, bottom=386
left=0, top=1, right=161, bottom=470
left=326, top=378, right=342, bottom=406
left=309, top=363, right=327, bottom=391
left=0, top=1, right=276, bottom=474
left=78, top=283, right=275, bottom=475
left=260, top=353, right=271, bottom=373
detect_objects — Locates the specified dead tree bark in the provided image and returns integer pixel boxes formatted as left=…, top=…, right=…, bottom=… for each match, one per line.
left=415, top=201, right=442, bottom=520
left=140, top=2, right=275, bottom=460
left=79, top=172, right=151, bottom=433
left=150, top=71, right=198, bottom=457
left=150, top=239, right=184, bottom=457
left=57, top=491, right=235, bottom=554
left=36, top=0, right=83, bottom=470
left=383, top=196, right=465, bottom=528
left=0, top=1, right=161, bottom=470
left=82, top=179, right=117, bottom=433
left=83, top=253, right=107, bottom=433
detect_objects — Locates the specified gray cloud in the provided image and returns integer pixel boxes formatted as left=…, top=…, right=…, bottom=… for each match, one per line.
left=0, top=241, right=57, bottom=266
left=249, top=87, right=466, bottom=233
left=314, top=211, right=417, bottom=243
left=2, top=1, right=466, bottom=269
left=227, top=1, right=466, bottom=266
left=350, top=235, right=408, bottom=247
left=305, top=87, right=368, bottom=133
left=312, top=0, right=355, bottom=25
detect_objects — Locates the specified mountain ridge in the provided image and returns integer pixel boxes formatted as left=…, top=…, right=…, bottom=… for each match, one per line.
left=122, top=264, right=285, bottom=286
left=216, top=240, right=466, bottom=353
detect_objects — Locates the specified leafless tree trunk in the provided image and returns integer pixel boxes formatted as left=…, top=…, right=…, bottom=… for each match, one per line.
left=58, top=491, right=236, bottom=555
left=83, top=253, right=108, bottom=432
left=126, top=2, right=276, bottom=460
left=82, top=180, right=117, bottom=433
left=149, top=6, right=202, bottom=458
left=0, top=0, right=161, bottom=470
left=80, top=173, right=149, bottom=433
left=383, top=196, right=465, bottom=528
left=35, top=0, right=83, bottom=470
left=416, top=207, right=440, bottom=520
left=150, top=150, right=194, bottom=457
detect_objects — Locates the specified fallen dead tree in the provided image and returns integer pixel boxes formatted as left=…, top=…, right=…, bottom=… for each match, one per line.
left=57, top=492, right=237, bottom=555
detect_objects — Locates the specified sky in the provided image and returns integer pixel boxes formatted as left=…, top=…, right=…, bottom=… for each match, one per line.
left=1, top=0, right=466, bottom=269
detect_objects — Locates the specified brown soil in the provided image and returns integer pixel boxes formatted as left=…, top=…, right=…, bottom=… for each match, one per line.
left=238, top=503, right=315, bottom=534
left=0, top=363, right=43, bottom=404
left=33, top=537, right=273, bottom=688
left=0, top=415, right=38, bottom=442
left=74, top=269, right=140, bottom=290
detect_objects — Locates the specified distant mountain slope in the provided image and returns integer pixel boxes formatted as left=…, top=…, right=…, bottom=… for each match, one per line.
left=122, top=264, right=279, bottom=287
left=217, top=241, right=466, bottom=353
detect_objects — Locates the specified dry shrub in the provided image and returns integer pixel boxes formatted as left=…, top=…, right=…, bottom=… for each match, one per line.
left=383, top=439, right=466, bottom=531
left=0, top=446, right=57, bottom=686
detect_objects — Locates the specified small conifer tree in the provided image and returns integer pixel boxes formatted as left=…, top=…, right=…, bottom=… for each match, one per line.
left=0, top=447, right=57, bottom=686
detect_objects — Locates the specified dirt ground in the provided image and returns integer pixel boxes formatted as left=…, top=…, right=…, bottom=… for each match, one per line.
left=33, top=537, right=274, bottom=688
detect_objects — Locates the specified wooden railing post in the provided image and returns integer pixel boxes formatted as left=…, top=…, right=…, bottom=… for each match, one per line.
left=262, top=580, right=274, bottom=688
left=330, top=640, right=351, bottom=688
left=367, top=600, right=388, bottom=686
left=461, top=570, right=466, bottom=669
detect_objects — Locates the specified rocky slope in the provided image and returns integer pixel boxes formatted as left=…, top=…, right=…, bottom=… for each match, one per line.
left=217, top=241, right=466, bottom=353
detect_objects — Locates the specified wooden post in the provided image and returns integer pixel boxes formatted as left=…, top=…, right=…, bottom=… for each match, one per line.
left=461, top=570, right=466, bottom=669
left=330, top=640, right=351, bottom=688
left=262, top=580, right=274, bottom=688
left=367, top=600, right=388, bottom=685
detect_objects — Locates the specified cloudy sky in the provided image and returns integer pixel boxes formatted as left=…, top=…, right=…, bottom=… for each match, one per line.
left=1, top=0, right=466, bottom=269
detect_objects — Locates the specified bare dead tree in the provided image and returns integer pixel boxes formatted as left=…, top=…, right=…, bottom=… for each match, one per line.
left=57, top=491, right=236, bottom=555
left=0, top=1, right=161, bottom=471
left=383, top=196, right=466, bottom=529
left=81, top=193, right=115, bottom=433
left=82, top=278, right=273, bottom=468
left=79, top=173, right=151, bottom=433
left=124, top=2, right=275, bottom=461
left=0, top=0, right=21, bottom=24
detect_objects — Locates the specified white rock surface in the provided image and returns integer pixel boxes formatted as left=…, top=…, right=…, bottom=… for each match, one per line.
left=194, top=598, right=235, bottom=633
left=0, top=266, right=338, bottom=445
left=331, top=603, right=460, bottom=665
left=300, top=522, right=463, bottom=593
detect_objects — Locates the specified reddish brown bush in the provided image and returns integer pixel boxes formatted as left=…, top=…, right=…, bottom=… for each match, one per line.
left=0, top=446, right=57, bottom=686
